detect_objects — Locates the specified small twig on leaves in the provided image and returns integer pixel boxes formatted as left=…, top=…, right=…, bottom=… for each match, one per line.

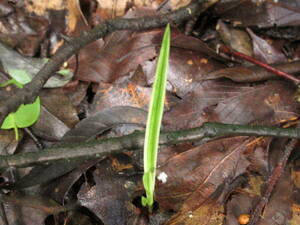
left=0, top=0, right=219, bottom=126
left=206, top=60, right=300, bottom=83
left=24, top=128, right=44, bottom=150
left=0, top=202, right=9, bottom=225
left=0, top=122, right=300, bottom=169
left=248, top=137, right=299, bottom=225
left=218, top=45, right=300, bottom=85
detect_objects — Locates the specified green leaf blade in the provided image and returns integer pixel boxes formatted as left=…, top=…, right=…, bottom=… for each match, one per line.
left=142, top=24, right=171, bottom=210
left=7, top=69, right=32, bottom=85
left=0, top=67, right=41, bottom=140
left=15, top=96, right=41, bottom=128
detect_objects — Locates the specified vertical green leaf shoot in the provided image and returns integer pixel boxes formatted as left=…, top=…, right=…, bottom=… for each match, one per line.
left=142, top=24, right=171, bottom=210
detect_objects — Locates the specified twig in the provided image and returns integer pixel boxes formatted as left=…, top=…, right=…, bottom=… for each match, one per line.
left=248, top=138, right=298, bottom=225
left=0, top=122, right=300, bottom=169
left=0, top=0, right=219, bottom=126
left=206, top=60, right=300, bottom=82
left=0, top=202, right=8, bottom=225
left=24, top=128, right=44, bottom=150
left=218, top=45, right=300, bottom=85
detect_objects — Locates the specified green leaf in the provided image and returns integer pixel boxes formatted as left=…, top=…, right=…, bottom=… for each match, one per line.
left=57, top=69, right=72, bottom=76
left=7, top=69, right=32, bottom=85
left=0, top=43, right=73, bottom=88
left=1, top=97, right=41, bottom=140
left=142, top=24, right=170, bottom=210
left=0, top=70, right=41, bottom=140
left=0, top=79, right=23, bottom=88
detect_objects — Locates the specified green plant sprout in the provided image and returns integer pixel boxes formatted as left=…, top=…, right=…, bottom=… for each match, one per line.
left=142, top=24, right=170, bottom=211
left=0, top=69, right=41, bottom=140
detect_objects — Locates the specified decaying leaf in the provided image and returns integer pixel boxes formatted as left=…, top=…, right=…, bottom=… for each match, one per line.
left=63, top=106, right=147, bottom=142
left=217, top=19, right=252, bottom=56
left=215, top=0, right=300, bottom=28
left=247, top=28, right=287, bottom=64
left=77, top=158, right=140, bottom=225
left=166, top=201, right=224, bottom=225
left=156, top=136, right=250, bottom=211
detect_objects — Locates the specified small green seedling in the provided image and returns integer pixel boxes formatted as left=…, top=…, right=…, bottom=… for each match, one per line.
left=142, top=24, right=170, bottom=211
left=0, top=69, right=41, bottom=140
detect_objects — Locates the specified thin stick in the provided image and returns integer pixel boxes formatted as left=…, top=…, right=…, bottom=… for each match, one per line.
left=0, top=122, right=300, bottom=169
left=24, top=128, right=44, bottom=150
left=218, top=45, right=300, bottom=85
left=248, top=138, right=298, bottom=225
left=0, top=202, right=9, bottom=225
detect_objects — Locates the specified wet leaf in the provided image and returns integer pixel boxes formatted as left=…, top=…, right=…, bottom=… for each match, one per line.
left=217, top=20, right=252, bottom=56
left=225, top=193, right=257, bottom=225
left=166, top=201, right=224, bottom=225
left=77, top=158, right=140, bottom=225
left=31, top=106, right=71, bottom=141
left=257, top=169, right=293, bottom=225
left=1, top=193, right=67, bottom=225
left=144, top=48, right=224, bottom=97
left=215, top=0, right=300, bottom=28
left=69, top=9, right=162, bottom=83
left=155, top=136, right=250, bottom=211
left=2, top=203, right=48, bottom=225
left=28, top=87, right=79, bottom=141
left=0, top=194, right=67, bottom=215
left=164, top=80, right=253, bottom=130
left=207, top=81, right=299, bottom=125
left=63, top=106, right=147, bottom=142
left=43, top=159, right=101, bottom=203
left=0, top=130, right=19, bottom=155
left=93, top=0, right=191, bottom=19
left=0, top=3, right=49, bottom=56
left=247, top=28, right=287, bottom=64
